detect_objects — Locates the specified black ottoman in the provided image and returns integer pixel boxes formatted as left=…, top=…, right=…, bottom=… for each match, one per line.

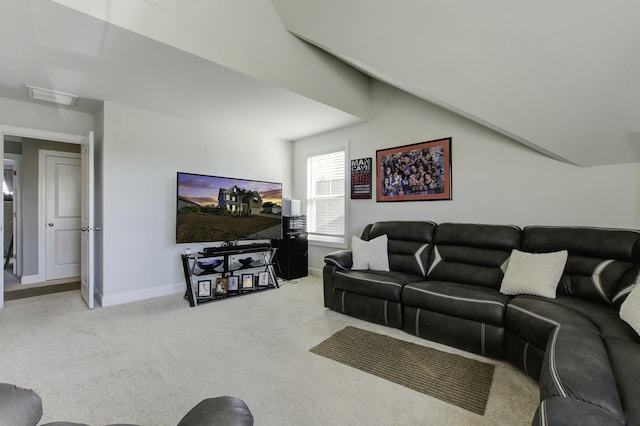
left=178, top=396, right=253, bottom=426
left=0, top=383, right=43, bottom=426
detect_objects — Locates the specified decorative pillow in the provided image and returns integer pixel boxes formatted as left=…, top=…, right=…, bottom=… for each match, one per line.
left=351, top=234, right=390, bottom=271
left=620, top=284, right=640, bottom=336
left=500, top=249, right=568, bottom=299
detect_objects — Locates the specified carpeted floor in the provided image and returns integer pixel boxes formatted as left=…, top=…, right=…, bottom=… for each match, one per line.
left=310, top=326, right=495, bottom=415
left=0, top=276, right=539, bottom=425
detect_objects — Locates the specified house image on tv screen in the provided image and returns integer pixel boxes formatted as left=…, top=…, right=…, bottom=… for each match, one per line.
left=218, top=186, right=262, bottom=216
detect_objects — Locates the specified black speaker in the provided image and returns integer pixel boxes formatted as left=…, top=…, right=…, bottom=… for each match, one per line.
left=275, top=216, right=308, bottom=280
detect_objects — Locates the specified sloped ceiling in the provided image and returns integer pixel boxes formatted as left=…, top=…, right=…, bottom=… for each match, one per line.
left=0, top=0, right=367, bottom=141
left=271, top=0, right=640, bottom=167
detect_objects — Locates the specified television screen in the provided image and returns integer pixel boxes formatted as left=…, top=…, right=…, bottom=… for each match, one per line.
left=176, top=172, right=283, bottom=243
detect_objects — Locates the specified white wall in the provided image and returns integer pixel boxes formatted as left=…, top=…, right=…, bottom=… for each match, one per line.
left=100, top=101, right=292, bottom=306
left=293, top=82, right=640, bottom=272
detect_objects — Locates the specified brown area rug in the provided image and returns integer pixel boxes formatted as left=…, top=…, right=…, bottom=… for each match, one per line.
left=5, top=281, right=80, bottom=301
left=310, top=326, right=495, bottom=415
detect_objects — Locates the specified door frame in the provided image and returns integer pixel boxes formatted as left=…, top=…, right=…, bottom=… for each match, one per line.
left=39, top=150, right=82, bottom=282
left=0, top=125, right=85, bottom=309
left=4, top=153, right=22, bottom=277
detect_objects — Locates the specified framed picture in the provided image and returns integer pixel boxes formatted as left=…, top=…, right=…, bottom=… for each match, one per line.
left=215, top=277, right=228, bottom=297
left=351, top=157, right=372, bottom=199
left=257, top=271, right=269, bottom=287
left=241, top=274, right=255, bottom=291
left=197, top=280, right=212, bottom=298
left=227, top=275, right=239, bottom=292
left=376, top=137, right=452, bottom=202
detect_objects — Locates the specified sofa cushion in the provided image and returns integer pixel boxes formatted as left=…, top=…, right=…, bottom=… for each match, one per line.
left=505, top=296, right=599, bottom=350
left=605, top=337, right=640, bottom=426
left=533, top=397, right=625, bottom=426
left=620, top=283, right=640, bottom=336
left=351, top=234, right=389, bottom=271
left=362, top=221, right=436, bottom=278
left=539, top=325, right=624, bottom=421
left=500, top=249, right=568, bottom=298
left=403, top=281, right=511, bottom=327
left=0, top=383, right=42, bottom=426
left=522, top=226, right=640, bottom=305
left=427, top=223, right=521, bottom=290
left=333, top=269, right=421, bottom=302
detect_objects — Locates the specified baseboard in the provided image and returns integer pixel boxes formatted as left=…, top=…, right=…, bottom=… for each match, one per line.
left=20, top=274, right=45, bottom=285
left=308, top=267, right=322, bottom=277
left=100, top=282, right=185, bottom=307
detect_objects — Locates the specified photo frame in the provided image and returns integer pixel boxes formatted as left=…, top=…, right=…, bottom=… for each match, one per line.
left=227, top=275, right=239, bottom=292
left=197, top=280, right=212, bottom=299
left=257, top=271, right=269, bottom=287
left=241, top=274, right=255, bottom=291
left=351, top=157, right=372, bottom=199
left=376, top=137, right=452, bottom=202
left=215, top=277, right=228, bottom=297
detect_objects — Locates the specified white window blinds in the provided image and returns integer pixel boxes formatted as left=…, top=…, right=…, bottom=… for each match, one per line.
left=306, top=149, right=346, bottom=241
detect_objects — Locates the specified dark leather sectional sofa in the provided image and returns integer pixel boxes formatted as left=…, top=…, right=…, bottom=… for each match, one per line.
left=323, top=221, right=640, bottom=425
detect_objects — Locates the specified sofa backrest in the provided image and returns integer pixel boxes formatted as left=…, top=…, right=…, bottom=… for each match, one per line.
left=427, top=223, right=521, bottom=289
left=362, top=221, right=436, bottom=278
left=522, top=226, right=640, bottom=306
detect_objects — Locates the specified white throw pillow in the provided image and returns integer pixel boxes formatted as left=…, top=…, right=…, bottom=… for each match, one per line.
left=351, top=234, right=390, bottom=271
left=620, top=285, right=640, bottom=336
left=500, top=249, right=568, bottom=299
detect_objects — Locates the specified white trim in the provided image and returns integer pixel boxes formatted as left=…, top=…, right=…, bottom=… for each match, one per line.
left=100, top=282, right=184, bottom=307
left=308, top=266, right=323, bottom=276
left=303, top=140, right=349, bottom=247
left=404, top=285, right=506, bottom=308
left=591, top=259, right=615, bottom=303
left=38, top=150, right=81, bottom=283
left=335, top=270, right=402, bottom=288
left=20, top=274, right=44, bottom=285
left=414, top=243, right=429, bottom=277
left=4, top=153, right=22, bottom=278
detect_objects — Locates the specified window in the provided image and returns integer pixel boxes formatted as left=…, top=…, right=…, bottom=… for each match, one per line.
left=306, top=146, right=347, bottom=246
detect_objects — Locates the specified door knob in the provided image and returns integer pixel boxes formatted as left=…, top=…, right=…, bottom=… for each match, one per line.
left=81, top=227, right=87, bottom=232
left=48, top=223, right=54, bottom=227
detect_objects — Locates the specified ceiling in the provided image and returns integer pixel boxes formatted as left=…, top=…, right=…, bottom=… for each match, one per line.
left=2, top=1, right=639, bottom=167
left=0, top=0, right=362, bottom=141
left=272, top=0, right=640, bottom=167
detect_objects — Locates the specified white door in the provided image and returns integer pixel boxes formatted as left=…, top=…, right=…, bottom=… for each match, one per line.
left=80, top=132, right=95, bottom=309
left=45, top=153, right=81, bottom=280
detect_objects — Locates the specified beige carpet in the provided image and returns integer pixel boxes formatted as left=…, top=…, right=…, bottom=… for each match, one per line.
left=311, top=326, right=494, bottom=415
left=0, top=276, right=539, bottom=425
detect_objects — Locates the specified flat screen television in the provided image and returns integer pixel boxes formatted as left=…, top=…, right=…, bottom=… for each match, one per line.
left=176, top=172, right=283, bottom=243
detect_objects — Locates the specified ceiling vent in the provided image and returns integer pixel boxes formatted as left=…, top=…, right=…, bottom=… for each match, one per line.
left=25, top=85, right=78, bottom=107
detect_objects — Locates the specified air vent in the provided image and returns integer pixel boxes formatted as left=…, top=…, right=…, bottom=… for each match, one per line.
left=25, top=85, right=78, bottom=107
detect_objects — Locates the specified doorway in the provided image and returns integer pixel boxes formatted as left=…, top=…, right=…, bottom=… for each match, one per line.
left=0, top=126, right=94, bottom=309
left=3, top=142, right=82, bottom=294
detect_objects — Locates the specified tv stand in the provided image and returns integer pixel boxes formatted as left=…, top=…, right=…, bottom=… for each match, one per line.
left=180, top=242, right=278, bottom=307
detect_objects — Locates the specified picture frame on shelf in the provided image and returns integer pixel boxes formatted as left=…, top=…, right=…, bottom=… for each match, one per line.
left=241, top=274, right=255, bottom=291
left=227, top=275, right=239, bottom=293
left=215, top=277, right=228, bottom=297
left=376, top=137, right=452, bottom=202
left=257, top=271, right=269, bottom=287
left=197, top=280, right=212, bottom=299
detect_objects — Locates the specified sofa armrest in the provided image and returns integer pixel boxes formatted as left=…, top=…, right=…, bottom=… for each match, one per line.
left=324, top=250, right=353, bottom=270
left=533, top=397, right=625, bottom=426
